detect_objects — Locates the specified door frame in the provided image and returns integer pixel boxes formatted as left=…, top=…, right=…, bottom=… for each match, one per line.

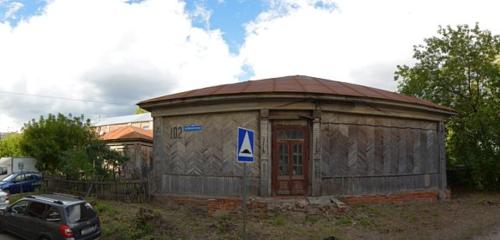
left=271, top=124, right=310, bottom=196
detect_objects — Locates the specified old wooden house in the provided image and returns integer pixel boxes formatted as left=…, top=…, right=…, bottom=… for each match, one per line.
left=101, top=126, right=153, bottom=179
left=138, top=75, right=454, bottom=200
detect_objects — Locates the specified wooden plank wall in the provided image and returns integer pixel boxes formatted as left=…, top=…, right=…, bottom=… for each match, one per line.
left=121, top=142, right=153, bottom=179
left=153, top=111, right=260, bottom=196
left=320, top=112, right=439, bottom=195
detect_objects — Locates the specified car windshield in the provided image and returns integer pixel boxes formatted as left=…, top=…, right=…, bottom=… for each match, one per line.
left=65, top=203, right=96, bottom=223
left=1, top=174, right=16, bottom=182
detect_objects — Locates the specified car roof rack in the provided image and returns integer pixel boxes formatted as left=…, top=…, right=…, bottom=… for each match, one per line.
left=52, top=192, right=84, bottom=200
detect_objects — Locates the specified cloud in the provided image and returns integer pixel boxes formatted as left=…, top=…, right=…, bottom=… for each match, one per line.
left=1, top=0, right=500, bottom=132
left=0, top=0, right=241, bottom=131
left=239, top=0, right=500, bottom=91
left=190, top=2, right=212, bottom=30
left=2, top=1, right=23, bottom=20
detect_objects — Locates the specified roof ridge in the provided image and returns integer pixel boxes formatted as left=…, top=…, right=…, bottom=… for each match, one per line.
left=293, top=75, right=306, bottom=92
left=138, top=75, right=454, bottom=113
left=313, top=77, right=338, bottom=94
left=102, top=125, right=153, bottom=141
left=241, top=80, right=252, bottom=92
left=337, top=81, right=367, bottom=96
left=211, top=84, right=228, bottom=95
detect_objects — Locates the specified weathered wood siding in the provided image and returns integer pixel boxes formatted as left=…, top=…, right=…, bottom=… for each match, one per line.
left=320, top=112, right=440, bottom=195
left=152, top=111, right=260, bottom=196
left=121, top=143, right=153, bottom=179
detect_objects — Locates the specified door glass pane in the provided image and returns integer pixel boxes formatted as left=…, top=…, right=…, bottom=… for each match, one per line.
left=27, top=202, right=47, bottom=218
left=279, top=143, right=288, bottom=176
left=277, top=129, right=304, bottom=140
left=45, top=206, right=62, bottom=223
left=293, top=143, right=303, bottom=176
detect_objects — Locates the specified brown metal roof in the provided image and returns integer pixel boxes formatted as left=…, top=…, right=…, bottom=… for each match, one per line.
left=101, top=126, right=153, bottom=142
left=139, top=75, right=454, bottom=113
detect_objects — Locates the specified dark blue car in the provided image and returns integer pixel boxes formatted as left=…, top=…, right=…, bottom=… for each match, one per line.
left=0, top=172, right=42, bottom=194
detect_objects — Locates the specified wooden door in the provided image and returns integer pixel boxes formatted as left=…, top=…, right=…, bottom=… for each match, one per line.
left=272, top=125, right=309, bottom=196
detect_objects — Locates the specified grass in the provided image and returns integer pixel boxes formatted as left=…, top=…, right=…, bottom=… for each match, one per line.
left=85, top=191, right=500, bottom=239
left=7, top=190, right=500, bottom=239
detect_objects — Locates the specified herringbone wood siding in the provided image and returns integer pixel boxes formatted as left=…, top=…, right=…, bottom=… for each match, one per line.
left=154, top=111, right=259, bottom=196
left=320, top=113, right=439, bottom=195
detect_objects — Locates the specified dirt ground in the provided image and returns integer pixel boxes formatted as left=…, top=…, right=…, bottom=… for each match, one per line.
left=473, top=225, right=500, bottom=240
left=89, top=191, right=500, bottom=240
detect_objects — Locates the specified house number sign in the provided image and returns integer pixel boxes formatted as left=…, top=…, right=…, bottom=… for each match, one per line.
left=170, top=126, right=182, bottom=139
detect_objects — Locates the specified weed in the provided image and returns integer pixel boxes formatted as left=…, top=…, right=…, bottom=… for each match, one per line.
left=95, top=202, right=118, bottom=215
left=305, top=214, right=322, bottom=224
left=268, top=214, right=286, bottom=226
left=214, top=213, right=236, bottom=234
left=335, top=215, right=353, bottom=226
left=358, top=216, right=373, bottom=228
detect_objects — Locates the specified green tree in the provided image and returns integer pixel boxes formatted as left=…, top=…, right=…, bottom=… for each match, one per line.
left=0, top=133, right=24, bottom=157
left=20, top=113, right=127, bottom=179
left=395, top=24, right=500, bottom=189
left=134, top=107, right=148, bottom=114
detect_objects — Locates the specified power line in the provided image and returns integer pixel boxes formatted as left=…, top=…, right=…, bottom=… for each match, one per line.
left=0, top=90, right=130, bottom=105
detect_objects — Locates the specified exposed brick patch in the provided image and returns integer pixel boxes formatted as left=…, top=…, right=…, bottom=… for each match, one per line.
left=155, top=195, right=209, bottom=208
left=207, top=198, right=242, bottom=216
left=439, top=189, right=452, bottom=201
left=153, top=195, right=244, bottom=216
left=154, top=191, right=449, bottom=217
left=340, top=191, right=440, bottom=205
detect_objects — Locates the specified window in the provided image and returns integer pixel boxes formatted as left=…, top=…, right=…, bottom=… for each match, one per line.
left=2, top=173, right=16, bottom=182
left=45, top=206, right=62, bottom=223
left=279, top=144, right=288, bottom=176
left=292, top=144, right=303, bottom=176
left=14, top=174, right=25, bottom=182
left=11, top=200, right=29, bottom=214
left=27, top=202, right=47, bottom=218
left=24, top=173, right=33, bottom=181
left=277, top=129, right=304, bottom=140
left=66, top=203, right=96, bottom=223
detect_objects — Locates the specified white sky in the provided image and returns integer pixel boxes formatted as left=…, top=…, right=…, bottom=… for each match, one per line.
left=0, top=0, right=499, bottom=132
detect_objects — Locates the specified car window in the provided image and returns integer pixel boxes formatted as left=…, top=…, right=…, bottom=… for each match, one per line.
left=14, top=174, right=25, bottom=182
left=24, top=174, right=31, bottom=180
left=2, top=174, right=16, bottom=182
left=11, top=200, right=29, bottom=214
left=25, top=174, right=35, bottom=181
left=45, top=206, right=62, bottom=223
left=65, top=203, right=96, bottom=223
left=27, top=201, right=47, bottom=218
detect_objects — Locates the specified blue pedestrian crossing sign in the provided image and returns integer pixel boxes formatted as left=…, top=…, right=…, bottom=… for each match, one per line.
left=237, top=127, right=254, bottom=163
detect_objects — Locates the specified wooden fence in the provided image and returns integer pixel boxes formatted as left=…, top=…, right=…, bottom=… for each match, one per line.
left=42, top=177, right=150, bottom=203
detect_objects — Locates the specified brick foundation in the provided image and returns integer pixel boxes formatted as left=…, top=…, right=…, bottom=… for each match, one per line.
left=207, top=198, right=242, bottom=216
left=154, top=190, right=450, bottom=216
left=340, top=191, right=442, bottom=205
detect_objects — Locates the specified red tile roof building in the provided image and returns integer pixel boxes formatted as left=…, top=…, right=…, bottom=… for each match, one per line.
left=101, top=126, right=153, bottom=143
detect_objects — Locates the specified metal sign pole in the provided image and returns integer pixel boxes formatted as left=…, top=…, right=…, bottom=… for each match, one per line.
left=242, top=163, right=248, bottom=240
left=237, top=127, right=253, bottom=240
